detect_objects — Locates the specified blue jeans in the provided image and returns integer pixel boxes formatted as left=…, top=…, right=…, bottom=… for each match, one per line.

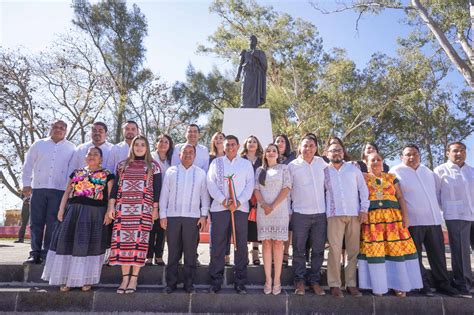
left=292, top=212, right=327, bottom=285
left=29, top=189, right=64, bottom=259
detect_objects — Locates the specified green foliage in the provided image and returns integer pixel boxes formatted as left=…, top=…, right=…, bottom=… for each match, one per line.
left=72, top=0, right=148, bottom=142
left=195, top=0, right=473, bottom=166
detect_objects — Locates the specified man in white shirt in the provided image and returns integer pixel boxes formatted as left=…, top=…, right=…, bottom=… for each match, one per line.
left=68, top=122, right=113, bottom=173
left=391, top=144, right=460, bottom=297
left=434, top=141, right=474, bottom=298
left=325, top=142, right=369, bottom=298
left=160, top=144, right=209, bottom=294
left=171, top=124, right=209, bottom=173
left=105, top=120, right=139, bottom=174
left=288, top=135, right=327, bottom=296
left=22, top=120, right=75, bottom=264
left=207, top=135, right=254, bottom=294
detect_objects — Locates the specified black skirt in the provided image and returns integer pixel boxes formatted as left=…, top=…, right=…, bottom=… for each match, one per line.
left=50, top=203, right=109, bottom=257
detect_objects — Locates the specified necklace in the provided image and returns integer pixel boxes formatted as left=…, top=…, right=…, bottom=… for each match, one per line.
left=374, top=174, right=384, bottom=206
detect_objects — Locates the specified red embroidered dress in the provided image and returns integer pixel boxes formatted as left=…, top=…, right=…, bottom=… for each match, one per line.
left=110, top=159, right=161, bottom=266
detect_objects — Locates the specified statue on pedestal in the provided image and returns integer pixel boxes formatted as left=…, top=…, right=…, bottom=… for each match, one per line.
left=235, top=35, right=267, bottom=108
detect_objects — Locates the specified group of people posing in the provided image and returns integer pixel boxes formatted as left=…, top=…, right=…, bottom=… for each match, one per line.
left=22, top=119, right=473, bottom=299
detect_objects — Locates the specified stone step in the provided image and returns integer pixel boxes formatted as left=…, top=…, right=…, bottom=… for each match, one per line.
left=0, top=286, right=473, bottom=314
left=0, top=264, right=325, bottom=287
left=0, top=263, right=450, bottom=289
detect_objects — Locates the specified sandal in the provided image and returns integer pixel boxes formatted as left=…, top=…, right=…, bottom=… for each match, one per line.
left=60, top=285, right=70, bottom=292
left=125, top=274, right=138, bottom=294
left=272, top=283, right=282, bottom=295
left=81, top=285, right=92, bottom=292
left=117, top=273, right=130, bottom=294
left=394, top=290, right=406, bottom=298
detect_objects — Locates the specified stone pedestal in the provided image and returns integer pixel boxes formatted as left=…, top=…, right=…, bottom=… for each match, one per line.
left=222, top=108, right=273, bottom=149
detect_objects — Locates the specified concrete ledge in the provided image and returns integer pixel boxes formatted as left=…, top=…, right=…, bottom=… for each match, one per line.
left=0, top=263, right=451, bottom=289
left=1, top=286, right=473, bottom=314
left=0, top=264, right=322, bottom=287
left=0, top=265, right=24, bottom=283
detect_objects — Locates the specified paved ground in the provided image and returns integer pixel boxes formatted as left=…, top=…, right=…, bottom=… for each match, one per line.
left=0, top=238, right=469, bottom=270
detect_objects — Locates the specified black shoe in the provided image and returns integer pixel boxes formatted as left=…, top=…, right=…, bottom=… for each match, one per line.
left=184, top=285, right=195, bottom=293
left=235, top=284, right=247, bottom=295
left=209, top=285, right=221, bottom=294
left=23, top=256, right=41, bottom=265
left=420, top=287, right=435, bottom=297
left=438, top=285, right=461, bottom=297
left=164, top=286, right=175, bottom=294
left=14, top=239, right=24, bottom=243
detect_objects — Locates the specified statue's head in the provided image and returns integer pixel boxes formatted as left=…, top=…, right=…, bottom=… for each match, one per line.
left=249, top=35, right=258, bottom=48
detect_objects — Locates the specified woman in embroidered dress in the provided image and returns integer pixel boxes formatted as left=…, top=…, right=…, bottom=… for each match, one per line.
left=254, top=144, right=292, bottom=295
left=107, top=135, right=162, bottom=294
left=42, top=146, right=114, bottom=292
left=358, top=152, right=422, bottom=297
left=241, top=135, right=263, bottom=265
left=146, top=134, right=173, bottom=266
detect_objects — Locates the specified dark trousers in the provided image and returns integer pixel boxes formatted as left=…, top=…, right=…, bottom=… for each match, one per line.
left=409, top=225, right=451, bottom=289
left=292, top=212, right=327, bottom=285
left=209, top=210, right=248, bottom=286
left=18, top=199, right=30, bottom=240
left=30, top=189, right=63, bottom=259
left=165, top=217, right=199, bottom=289
left=446, top=220, right=474, bottom=292
left=147, top=220, right=165, bottom=259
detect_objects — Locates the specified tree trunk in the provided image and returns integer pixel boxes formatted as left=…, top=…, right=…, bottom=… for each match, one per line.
left=114, top=91, right=127, bottom=143
left=412, top=0, right=474, bottom=89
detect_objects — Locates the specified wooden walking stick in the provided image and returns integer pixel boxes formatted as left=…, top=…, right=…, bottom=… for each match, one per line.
left=225, top=174, right=238, bottom=251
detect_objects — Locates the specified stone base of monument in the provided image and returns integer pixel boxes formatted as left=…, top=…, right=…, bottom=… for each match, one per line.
left=0, top=264, right=471, bottom=314
left=222, top=108, right=273, bottom=148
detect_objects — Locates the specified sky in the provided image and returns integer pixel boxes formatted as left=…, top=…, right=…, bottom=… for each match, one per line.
left=0, top=0, right=472, bottom=213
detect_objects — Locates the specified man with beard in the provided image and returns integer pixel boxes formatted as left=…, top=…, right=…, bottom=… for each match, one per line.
left=22, top=120, right=76, bottom=264
left=69, top=122, right=113, bottom=173
left=324, top=142, right=369, bottom=298
left=105, top=121, right=139, bottom=174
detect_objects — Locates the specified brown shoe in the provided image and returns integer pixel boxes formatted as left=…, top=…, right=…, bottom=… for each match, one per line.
left=330, top=287, right=344, bottom=298
left=311, top=284, right=326, bottom=296
left=346, top=286, right=363, bottom=297
left=294, top=281, right=305, bottom=295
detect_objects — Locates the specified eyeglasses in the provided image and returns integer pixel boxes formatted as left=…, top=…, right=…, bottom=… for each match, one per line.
left=328, top=149, right=343, bottom=153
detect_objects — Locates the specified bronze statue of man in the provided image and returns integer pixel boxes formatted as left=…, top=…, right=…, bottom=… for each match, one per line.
left=235, top=35, right=267, bottom=108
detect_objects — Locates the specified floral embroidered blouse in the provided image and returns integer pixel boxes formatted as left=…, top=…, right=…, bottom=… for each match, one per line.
left=69, top=168, right=115, bottom=207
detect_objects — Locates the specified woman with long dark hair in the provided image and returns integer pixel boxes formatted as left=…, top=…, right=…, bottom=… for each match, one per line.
left=241, top=135, right=264, bottom=265
left=107, top=135, right=162, bottom=294
left=275, top=134, right=296, bottom=165
left=274, top=134, right=295, bottom=266
left=357, top=142, right=390, bottom=173
left=254, top=143, right=292, bottom=295
left=146, top=134, right=174, bottom=266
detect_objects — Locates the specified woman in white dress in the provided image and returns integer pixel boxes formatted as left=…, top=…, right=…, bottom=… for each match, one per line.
left=254, top=144, right=292, bottom=295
